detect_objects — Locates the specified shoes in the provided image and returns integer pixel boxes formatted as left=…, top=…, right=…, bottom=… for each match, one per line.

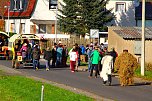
left=88, top=76, right=92, bottom=78
left=95, top=76, right=97, bottom=78
left=75, top=70, right=78, bottom=72
left=36, top=67, right=38, bottom=70
left=108, top=82, right=111, bottom=86
left=71, top=71, right=74, bottom=73
left=46, top=68, right=49, bottom=71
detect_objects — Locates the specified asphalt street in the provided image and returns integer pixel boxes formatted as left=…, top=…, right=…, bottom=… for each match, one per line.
left=0, top=60, right=152, bottom=101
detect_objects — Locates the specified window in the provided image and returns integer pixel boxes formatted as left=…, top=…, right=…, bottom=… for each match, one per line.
left=10, top=0, right=28, bottom=11
left=116, top=2, right=126, bottom=12
left=10, top=23, right=15, bottom=32
left=20, top=23, right=25, bottom=34
left=39, top=24, right=46, bottom=33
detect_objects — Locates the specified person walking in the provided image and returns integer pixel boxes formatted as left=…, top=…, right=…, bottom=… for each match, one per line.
left=69, top=49, right=77, bottom=72
left=110, top=47, right=118, bottom=72
left=56, top=44, right=63, bottom=66
left=100, top=52, right=113, bottom=86
left=86, top=45, right=93, bottom=72
left=32, top=44, right=41, bottom=70
left=52, top=43, right=57, bottom=67
left=43, top=47, right=52, bottom=71
left=89, top=46, right=101, bottom=78
left=114, top=50, right=138, bottom=86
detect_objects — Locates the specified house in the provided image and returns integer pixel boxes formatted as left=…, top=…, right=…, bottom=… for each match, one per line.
left=2, top=0, right=71, bottom=49
left=106, top=0, right=136, bottom=26
left=106, top=0, right=152, bottom=27
left=3, top=0, right=66, bottom=36
left=108, top=26, right=152, bottom=63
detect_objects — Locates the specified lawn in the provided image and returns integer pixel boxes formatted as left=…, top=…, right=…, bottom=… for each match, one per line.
left=0, top=71, right=94, bottom=101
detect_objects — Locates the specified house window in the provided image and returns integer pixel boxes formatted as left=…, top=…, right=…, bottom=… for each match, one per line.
left=10, top=0, right=28, bottom=11
left=30, top=25, right=36, bottom=34
left=116, top=2, right=126, bottom=12
left=20, top=23, right=25, bottom=34
left=10, top=23, right=15, bottom=32
left=39, top=24, right=46, bottom=33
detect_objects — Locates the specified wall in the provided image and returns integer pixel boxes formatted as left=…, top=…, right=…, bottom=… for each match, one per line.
left=5, top=19, right=30, bottom=34
left=108, top=27, right=152, bottom=63
left=107, top=0, right=136, bottom=26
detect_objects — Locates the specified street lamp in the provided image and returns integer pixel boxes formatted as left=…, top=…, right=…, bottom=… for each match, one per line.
left=4, top=5, right=10, bottom=37
left=49, top=0, right=58, bottom=43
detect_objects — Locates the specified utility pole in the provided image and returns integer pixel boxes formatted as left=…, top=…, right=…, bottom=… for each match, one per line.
left=55, top=3, right=58, bottom=43
left=141, top=0, right=145, bottom=76
left=4, top=5, right=10, bottom=37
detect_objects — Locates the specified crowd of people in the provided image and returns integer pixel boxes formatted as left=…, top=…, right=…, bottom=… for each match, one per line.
left=13, top=40, right=138, bottom=86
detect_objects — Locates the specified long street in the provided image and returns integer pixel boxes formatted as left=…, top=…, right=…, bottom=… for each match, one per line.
left=0, top=60, right=152, bottom=101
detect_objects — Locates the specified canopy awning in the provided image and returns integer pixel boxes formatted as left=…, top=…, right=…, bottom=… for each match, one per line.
left=36, top=34, right=70, bottom=39
left=9, top=34, right=40, bottom=43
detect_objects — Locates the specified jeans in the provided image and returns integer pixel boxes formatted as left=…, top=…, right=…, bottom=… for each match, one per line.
left=33, top=59, right=39, bottom=69
left=90, top=64, right=98, bottom=77
left=88, top=59, right=92, bottom=71
left=103, top=75, right=112, bottom=85
left=56, top=56, right=62, bottom=66
left=45, top=60, right=51, bottom=69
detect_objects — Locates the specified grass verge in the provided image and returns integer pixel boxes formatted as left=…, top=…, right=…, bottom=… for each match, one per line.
left=135, top=68, right=152, bottom=81
left=0, top=71, right=94, bottom=101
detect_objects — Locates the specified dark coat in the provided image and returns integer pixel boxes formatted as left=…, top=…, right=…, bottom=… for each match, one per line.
left=44, top=50, right=52, bottom=60
left=32, top=47, right=40, bottom=60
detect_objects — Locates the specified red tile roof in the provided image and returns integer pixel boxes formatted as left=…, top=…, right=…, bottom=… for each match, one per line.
left=4, top=0, right=37, bottom=18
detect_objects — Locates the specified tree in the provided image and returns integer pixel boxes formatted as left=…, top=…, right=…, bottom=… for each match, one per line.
left=58, top=0, right=115, bottom=35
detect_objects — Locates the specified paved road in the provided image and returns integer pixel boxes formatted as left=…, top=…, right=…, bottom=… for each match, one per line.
left=0, top=60, right=152, bottom=101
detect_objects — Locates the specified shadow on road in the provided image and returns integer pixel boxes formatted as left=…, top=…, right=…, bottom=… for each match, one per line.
left=134, top=82, right=152, bottom=86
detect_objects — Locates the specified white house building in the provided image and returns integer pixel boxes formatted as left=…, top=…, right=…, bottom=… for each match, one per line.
left=4, top=0, right=67, bottom=38
left=106, top=0, right=152, bottom=27
left=4, top=0, right=152, bottom=36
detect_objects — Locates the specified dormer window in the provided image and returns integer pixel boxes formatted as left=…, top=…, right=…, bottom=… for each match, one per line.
left=10, top=0, right=28, bottom=11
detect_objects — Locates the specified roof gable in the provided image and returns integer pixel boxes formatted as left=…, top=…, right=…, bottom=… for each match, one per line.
left=4, top=0, right=37, bottom=19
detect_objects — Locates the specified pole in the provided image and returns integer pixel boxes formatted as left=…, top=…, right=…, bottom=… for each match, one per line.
left=55, top=3, right=58, bottom=43
left=141, top=0, right=145, bottom=76
left=41, top=84, right=44, bottom=101
left=8, top=6, right=10, bottom=37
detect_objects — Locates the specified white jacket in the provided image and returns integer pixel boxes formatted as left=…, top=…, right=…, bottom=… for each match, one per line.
left=100, top=55, right=113, bottom=81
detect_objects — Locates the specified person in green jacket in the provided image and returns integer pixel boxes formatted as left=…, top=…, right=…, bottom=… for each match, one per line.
left=89, top=46, right=101, bottom=78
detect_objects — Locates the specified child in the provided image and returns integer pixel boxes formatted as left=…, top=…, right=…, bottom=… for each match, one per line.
left=69, top=49, right=77, bottom=72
